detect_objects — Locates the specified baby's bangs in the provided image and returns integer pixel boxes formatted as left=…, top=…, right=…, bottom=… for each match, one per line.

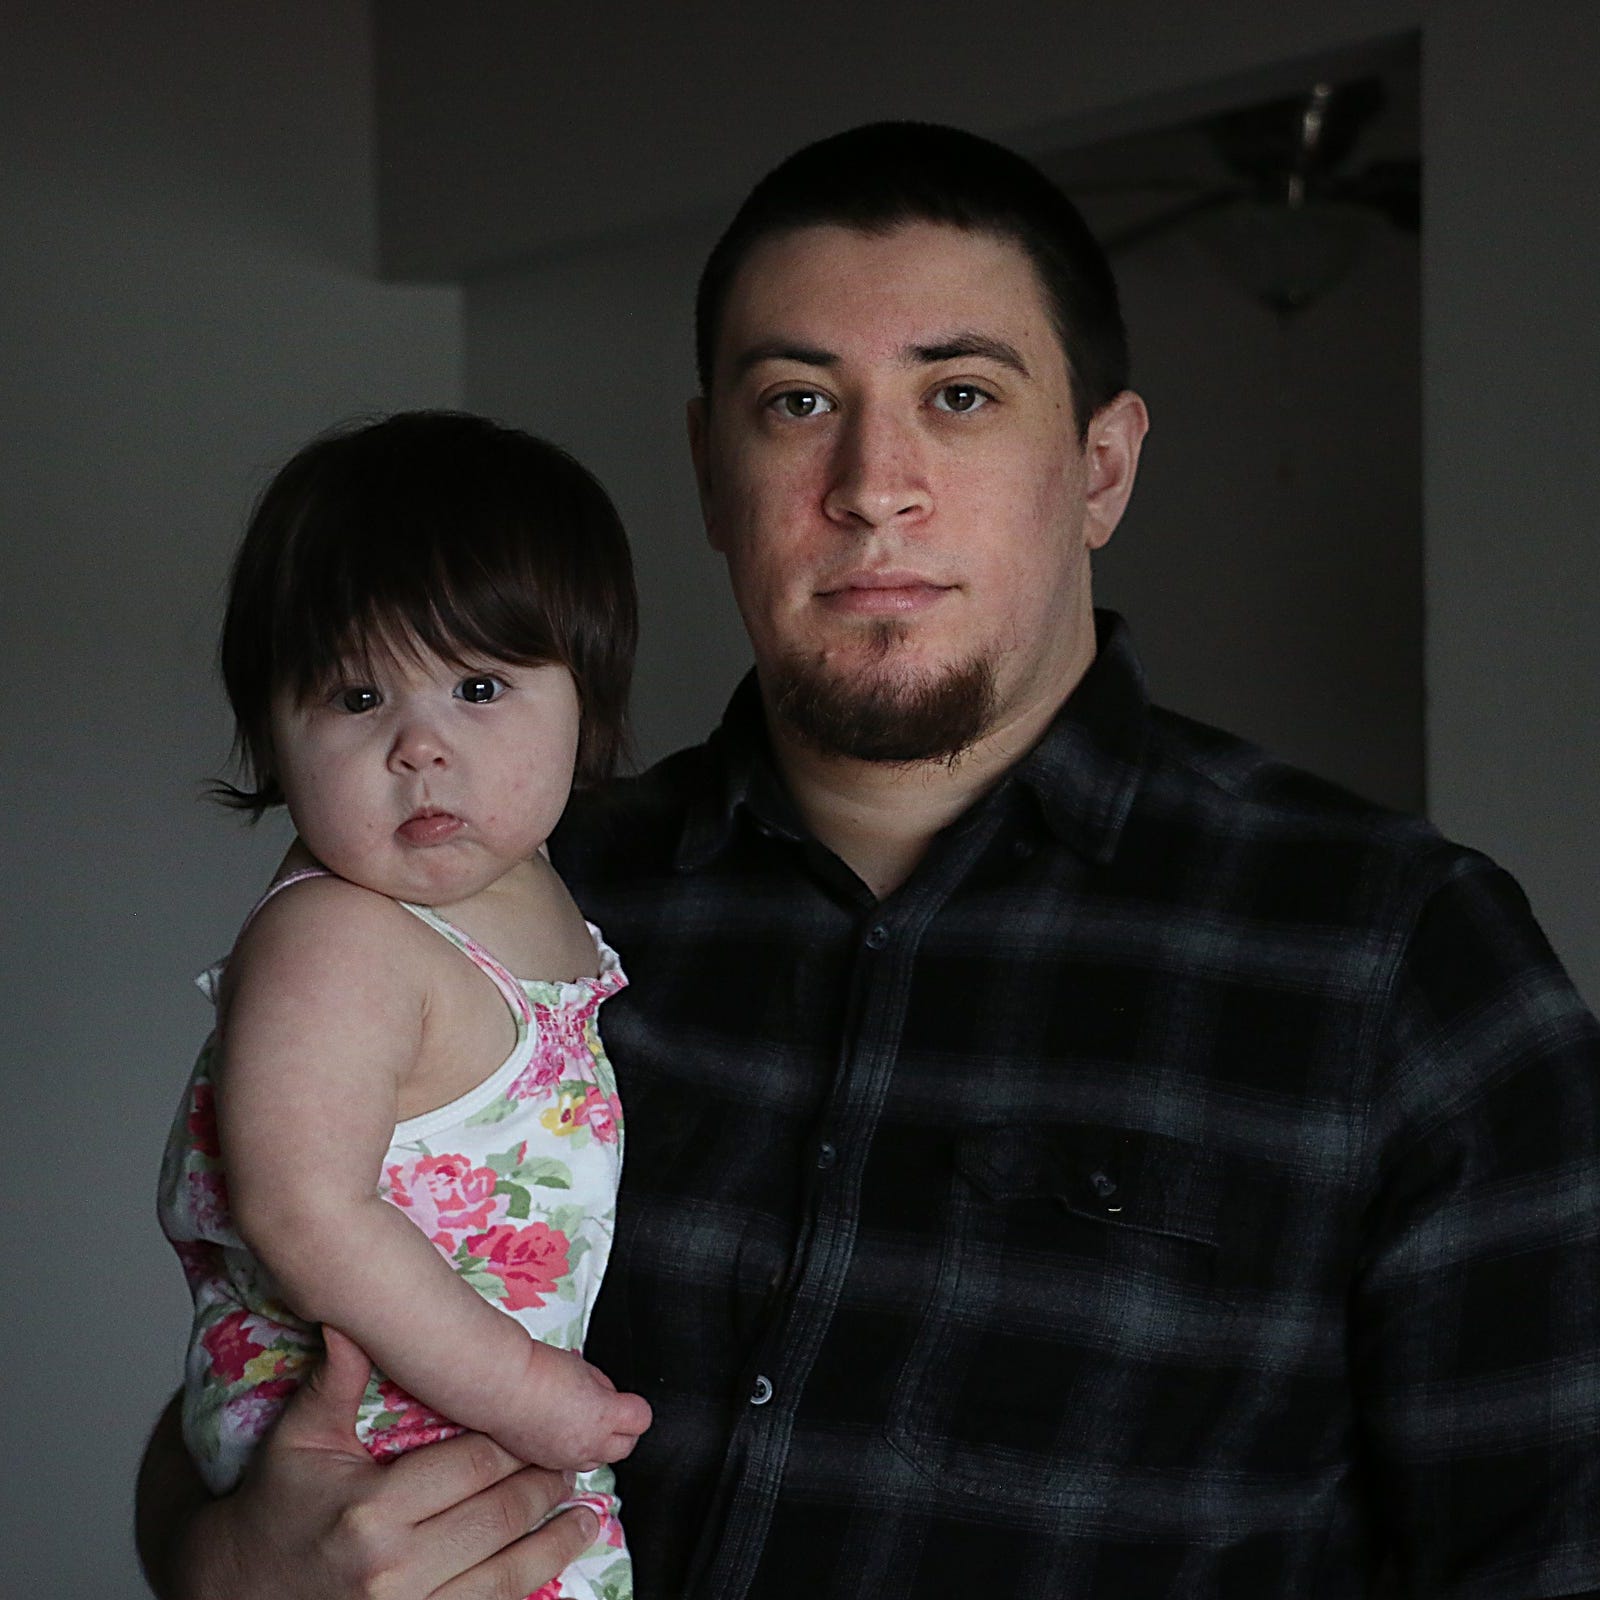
left=277, top=531, right=564, bottom=703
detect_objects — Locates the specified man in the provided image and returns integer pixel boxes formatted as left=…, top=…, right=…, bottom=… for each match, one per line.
left=141, top=122, right=1600, bottom=1598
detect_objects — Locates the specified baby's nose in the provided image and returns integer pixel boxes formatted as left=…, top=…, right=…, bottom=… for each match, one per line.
left=388, top=720, right=449, bottom=769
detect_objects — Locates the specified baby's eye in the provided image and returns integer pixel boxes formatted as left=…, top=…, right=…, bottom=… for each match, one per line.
left=456, top=674, right=506, bottom=704
left=768, top=389, right=835, bottom=419
left=335, top=685, right=381, bottom=714
left=932, top=383, right=990, bottom=414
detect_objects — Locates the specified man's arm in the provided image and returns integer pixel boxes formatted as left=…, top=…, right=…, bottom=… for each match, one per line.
left=136, top=1327, right=597, bottom=1600
left=1353, top=854, right=1600, bottom=1595
left=136, top=1390, right=213, bottom=1599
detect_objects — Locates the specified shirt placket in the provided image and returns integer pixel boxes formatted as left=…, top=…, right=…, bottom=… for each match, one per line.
left=688, top=803, right=1012, bottom=1600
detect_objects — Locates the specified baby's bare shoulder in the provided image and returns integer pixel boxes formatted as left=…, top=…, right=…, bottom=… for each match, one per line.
left=222, top=877, right=432, bottom=1011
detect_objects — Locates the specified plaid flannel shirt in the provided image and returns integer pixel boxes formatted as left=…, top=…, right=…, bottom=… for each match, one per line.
left=557, top=612, right=1600, bottom=1599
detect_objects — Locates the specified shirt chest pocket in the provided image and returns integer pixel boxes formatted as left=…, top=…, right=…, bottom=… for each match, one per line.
left=885, top=1124, right=1237, bottom=1512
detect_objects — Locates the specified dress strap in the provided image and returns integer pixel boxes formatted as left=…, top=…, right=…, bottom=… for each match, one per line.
left=237, top=866, right=334, bottom=936
left=196, top=866, right=336, bottom=1006
left=395, top=902, right=534, bottom=1025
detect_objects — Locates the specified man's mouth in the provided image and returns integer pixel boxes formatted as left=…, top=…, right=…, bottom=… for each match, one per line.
left=817, top=569, right=955, bottom=616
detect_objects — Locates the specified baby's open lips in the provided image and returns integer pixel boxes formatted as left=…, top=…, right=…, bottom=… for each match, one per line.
left=397, top=808, right=464, bottom=846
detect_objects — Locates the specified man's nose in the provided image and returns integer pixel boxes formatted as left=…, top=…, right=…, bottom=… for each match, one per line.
left=387, top=714, right=450, bottom=772
left=821, top=404, right=932, bottom=530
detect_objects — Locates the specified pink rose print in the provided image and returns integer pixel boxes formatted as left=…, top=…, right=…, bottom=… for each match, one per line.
left=385, top=1152, right=505, bottom=1248
left=545, top=999, right=590, bottom=1043
left=540, top=1092, right=586, bottom=1138
left=577, top=1086, right=621, bottom=1144
left=202, top=1309, right=278, bottom=1382
left=527, top=1582, right=566, bottom=1600
left=466, top=1221, right=570, bottom=1311
left=509, top=1039, right=565, bottom=1101
left=171, top=1239, right=217, bottom=1289
left=223, top=1376, right=297, bottom=1442
left=517, top=1000, right=602, bottom=1092
left=186, top=1169, right=231, bottom=1235
left=364, top=1378, right=462, bottom=1460
left=187, top=1081, right=222, bottom=1159
left=570, top=1492, right=625, bottom=1549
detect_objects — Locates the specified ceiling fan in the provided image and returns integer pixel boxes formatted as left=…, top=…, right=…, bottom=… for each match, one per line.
left=1091, top=79, right=1420, bottom=314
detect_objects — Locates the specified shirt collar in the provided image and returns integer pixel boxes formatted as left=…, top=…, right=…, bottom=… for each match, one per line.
left=673, top=673, right=800, bottom=871
left=673, top=609, right=1149, bottom=872
left=1009, top=610, right=1148, bottom=865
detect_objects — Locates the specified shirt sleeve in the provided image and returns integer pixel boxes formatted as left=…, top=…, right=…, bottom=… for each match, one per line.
left=1353, top=852, right=1600, bottom=1599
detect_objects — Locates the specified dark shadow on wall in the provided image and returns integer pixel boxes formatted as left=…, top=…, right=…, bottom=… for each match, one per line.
left=1041, top=48, right=1422, bottom=813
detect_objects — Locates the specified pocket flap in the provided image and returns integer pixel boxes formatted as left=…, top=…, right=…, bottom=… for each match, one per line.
left=957, top=1125, right=1222, bottom=1247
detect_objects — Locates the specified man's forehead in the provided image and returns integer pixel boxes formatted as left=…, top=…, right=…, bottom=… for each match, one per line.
left=717, top=220, right=1057, bottom=362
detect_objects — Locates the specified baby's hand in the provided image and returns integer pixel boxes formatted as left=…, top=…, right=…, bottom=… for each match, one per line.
left=501, top=1342, right=652, bottom=1471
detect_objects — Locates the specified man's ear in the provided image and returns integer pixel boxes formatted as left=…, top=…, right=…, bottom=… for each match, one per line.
left=687, top=396, right=723, bottom=552
left=1082, top=389, right=1149, bottom=552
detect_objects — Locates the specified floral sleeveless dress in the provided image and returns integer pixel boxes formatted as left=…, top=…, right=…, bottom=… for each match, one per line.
left=157, top=871, right=633, bottom=1600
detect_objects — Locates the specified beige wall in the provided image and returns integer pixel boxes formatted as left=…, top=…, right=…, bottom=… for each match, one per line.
left=0, top=4, right=459, bottom=1592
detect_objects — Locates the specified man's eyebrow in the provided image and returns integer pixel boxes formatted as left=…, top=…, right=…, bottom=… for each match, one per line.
left=908, top=333, right=1031, bottom=376
left=733, top=340, right=838, bottom=376
left=731, top=332, right=1032, bottom=379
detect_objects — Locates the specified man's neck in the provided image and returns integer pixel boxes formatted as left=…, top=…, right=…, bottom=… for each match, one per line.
left=762, top=654, right=1093, bottom=901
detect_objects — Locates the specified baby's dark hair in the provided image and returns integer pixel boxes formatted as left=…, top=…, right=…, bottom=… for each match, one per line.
left=217, top=410, right=637, bottom=817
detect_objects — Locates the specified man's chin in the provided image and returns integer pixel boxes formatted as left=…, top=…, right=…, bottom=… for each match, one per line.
left=769, top=652, right=997, bottom=765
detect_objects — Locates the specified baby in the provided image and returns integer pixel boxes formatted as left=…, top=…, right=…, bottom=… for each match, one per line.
left=158, top=411, right=649, bottom=1600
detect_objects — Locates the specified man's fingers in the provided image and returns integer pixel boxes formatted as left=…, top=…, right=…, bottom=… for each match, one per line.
left=372, top=1425, right=528, bottom=1526
left=316, top=1326, right=375, bottom=1406
left=270, top=1325, right=373, bottom=1455
left=415, top=1463, right=587, bottom=1598
left=434, top=1503, right=599, bottom=1600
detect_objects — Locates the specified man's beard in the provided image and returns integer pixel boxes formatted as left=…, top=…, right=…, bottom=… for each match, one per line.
left=769, top=622, right=997, bottom=764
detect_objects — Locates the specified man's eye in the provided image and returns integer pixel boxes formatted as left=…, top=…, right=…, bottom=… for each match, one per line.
left=335, top=685, right=381, bottom=714
left=770, top=389, right=835, bottom=419
left=932, top=384, right=990, bottom=414
left=456, top=674, right=506, bottom=704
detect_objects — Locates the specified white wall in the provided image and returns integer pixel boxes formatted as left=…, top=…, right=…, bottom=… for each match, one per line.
left=376, top=0, right=1417, bottom=275
left=466, top=221, right=742, bottom=768
left=1422, top=0, right=1600, bottom=1003
left=1056, top=110, right=1423, bottom=814
left=0, top=5, right=460, bottom=1594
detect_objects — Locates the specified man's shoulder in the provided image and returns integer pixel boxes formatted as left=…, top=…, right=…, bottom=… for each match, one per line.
left=1129, top=701, right=1500, bottom=929
left=1142, top=700, right=1443, bottom=853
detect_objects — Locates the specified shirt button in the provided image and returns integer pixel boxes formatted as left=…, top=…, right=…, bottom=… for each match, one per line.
left=1012, top=836, right=1037, bottom=861
left=864, top=923, right=890, bottom=949
left=750, top=1375, right=774, bottom=1406
left=1089, top=1170, right=1118, bottom=1199
left=816, top=1140, right=837, bottom=1170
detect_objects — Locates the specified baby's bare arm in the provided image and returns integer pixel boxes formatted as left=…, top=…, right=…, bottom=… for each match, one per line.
left=218, top=880, right=649, bottom=1468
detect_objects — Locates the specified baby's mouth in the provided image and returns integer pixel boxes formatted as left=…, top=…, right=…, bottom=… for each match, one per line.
left=397, top=809, right=463, bottom=846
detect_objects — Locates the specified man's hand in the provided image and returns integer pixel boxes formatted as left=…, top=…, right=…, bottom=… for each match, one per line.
left=138, top=1327, right=598, bottom=1600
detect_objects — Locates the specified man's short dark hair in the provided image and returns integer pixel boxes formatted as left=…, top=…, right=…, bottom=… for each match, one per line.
left=695, top=121, right=1129, bottom=437
left=217, top=410, right=636, bottom=815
